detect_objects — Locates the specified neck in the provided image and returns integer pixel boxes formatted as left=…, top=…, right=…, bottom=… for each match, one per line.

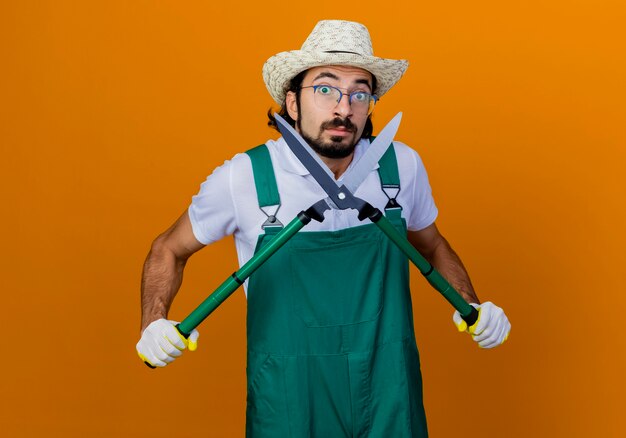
left=318, top=154, right=354, bottom=179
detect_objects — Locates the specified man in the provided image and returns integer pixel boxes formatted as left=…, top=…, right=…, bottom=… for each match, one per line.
left=137, top=20, right=511, bottom=437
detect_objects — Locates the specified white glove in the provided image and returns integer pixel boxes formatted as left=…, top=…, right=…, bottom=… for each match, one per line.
left=453, top=302, right=510, bottom=349
left=136, top=319, right=199, bottom=367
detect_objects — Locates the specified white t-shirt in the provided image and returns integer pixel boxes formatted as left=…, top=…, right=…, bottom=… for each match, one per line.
left=188, top=137, right=438, bottom=275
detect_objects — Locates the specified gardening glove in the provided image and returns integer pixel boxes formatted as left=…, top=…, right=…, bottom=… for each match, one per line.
left=136, top=318, right=199, bottom=368
left=453, top=302, right=510, bottom=349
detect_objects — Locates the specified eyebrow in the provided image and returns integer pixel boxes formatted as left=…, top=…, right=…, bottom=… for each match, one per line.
left=311, top=72, right=372, bottom=91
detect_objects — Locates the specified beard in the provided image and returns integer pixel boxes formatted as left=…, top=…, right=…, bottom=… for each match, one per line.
left=299, top=117, right=359, bottom=159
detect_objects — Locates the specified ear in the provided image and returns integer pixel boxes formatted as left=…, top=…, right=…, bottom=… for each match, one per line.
left=286, top=91, right=298, bottom=121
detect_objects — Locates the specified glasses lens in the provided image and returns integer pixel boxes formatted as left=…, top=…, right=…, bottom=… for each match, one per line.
left=313, top=86, right=341, bottom=109
left=351, top=91, right=376, bottom=115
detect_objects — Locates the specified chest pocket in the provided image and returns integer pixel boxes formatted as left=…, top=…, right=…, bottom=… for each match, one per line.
left=288, top=229, right=384, bottom=327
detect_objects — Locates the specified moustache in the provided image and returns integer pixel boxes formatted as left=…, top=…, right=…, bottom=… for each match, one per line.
left=320, top=118, right=356, bottom=132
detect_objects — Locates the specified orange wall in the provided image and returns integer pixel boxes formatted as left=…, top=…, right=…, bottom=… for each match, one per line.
left=1, top=1, right=624, bottom=436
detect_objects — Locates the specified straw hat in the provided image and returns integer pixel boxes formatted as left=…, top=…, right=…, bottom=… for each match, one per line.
left=263, top=20, right=409, bottom=105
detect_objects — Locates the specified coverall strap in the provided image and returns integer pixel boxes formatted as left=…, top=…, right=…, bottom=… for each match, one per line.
left=372, top=138, right=400, bottom=187
left=371, top=138, right=402, bottom=213
left=245, top=145, right=281, bottom=208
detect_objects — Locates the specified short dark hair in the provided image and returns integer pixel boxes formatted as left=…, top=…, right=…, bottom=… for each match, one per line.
left=267, top=70, right=376, bottom=139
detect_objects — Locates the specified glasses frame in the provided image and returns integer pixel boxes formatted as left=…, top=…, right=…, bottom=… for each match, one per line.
left=300, top=85, right=379, bottom=115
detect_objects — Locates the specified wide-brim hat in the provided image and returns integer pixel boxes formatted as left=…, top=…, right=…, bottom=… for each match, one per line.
left=263, top=20, right=409, bottom=105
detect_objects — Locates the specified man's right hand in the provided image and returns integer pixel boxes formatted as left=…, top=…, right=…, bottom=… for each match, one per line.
left=136, top=319, right=200, bottom=368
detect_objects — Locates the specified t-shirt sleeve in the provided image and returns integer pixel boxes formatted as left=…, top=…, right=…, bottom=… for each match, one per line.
left=187, top=157, right=239, bottom=245
left=400, top=144, right=438, bottom=231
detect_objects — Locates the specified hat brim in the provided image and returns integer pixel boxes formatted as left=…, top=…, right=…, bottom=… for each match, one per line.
left=263, top=50, right=409, bottom=105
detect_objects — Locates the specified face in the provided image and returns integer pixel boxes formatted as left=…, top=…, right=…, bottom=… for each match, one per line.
left=286, top=65, right=374, bottom=159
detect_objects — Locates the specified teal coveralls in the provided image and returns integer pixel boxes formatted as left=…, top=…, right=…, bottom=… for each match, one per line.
left=244, top=145, right=428, bottom=437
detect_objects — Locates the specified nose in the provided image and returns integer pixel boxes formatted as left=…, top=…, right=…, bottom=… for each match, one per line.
left=334, top=93, right=353, bottom=118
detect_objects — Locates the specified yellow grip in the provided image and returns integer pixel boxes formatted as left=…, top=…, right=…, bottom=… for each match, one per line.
left=456, top=306, right=481, bottom=335
left=176, top=330, right=198, bottom=351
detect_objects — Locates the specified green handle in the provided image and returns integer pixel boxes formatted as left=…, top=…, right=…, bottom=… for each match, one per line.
left=373, top=213, right=478, bottom=326
left=177, top=214, right=308, bottom=336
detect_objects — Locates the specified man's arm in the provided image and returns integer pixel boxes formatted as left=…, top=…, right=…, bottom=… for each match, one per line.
left=407, top=222, right=479, bottom=304
left=409, top=222, right=511, bottom=348
left=140, top=211, right=205, bottom=331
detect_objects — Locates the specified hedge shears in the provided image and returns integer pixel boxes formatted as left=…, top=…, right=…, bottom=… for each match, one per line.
left=143, top=113, right=477, bottom=368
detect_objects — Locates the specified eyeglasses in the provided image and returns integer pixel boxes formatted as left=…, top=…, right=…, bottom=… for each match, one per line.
left=300, top=85, right=378, bottom=115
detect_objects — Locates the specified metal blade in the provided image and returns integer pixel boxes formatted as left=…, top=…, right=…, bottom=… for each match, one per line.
left=275, top=114, right=346, bottom=208
left=275, top=115, right=337, bottom=182
left=342, top=112, right=402, bottom=194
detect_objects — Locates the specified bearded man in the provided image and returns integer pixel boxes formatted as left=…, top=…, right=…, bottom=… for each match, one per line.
left=137, top=20, right=511, bottom=437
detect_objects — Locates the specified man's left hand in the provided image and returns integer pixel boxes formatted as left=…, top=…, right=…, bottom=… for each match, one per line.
left=453, top=302, right=511, bottom=348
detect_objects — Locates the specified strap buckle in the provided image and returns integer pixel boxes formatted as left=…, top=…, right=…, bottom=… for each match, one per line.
left=381, top=184, right=402, bottom=210
left=260, top=205, right=283, bottom=229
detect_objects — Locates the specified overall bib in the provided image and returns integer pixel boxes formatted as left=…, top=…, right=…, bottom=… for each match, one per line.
left=244, top=145, right=428, bottom=437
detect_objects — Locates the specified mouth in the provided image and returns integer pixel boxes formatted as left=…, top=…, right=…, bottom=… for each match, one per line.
left=325, top=126, right=355, bottom=136
left=321, top=118, right=356, bottom=137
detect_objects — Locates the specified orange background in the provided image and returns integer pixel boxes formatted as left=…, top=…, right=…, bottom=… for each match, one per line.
left=2, top=1, right=625, bottom=436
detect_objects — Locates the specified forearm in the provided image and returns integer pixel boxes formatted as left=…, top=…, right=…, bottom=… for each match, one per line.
left=426, top=238, right=480, bottom=304
left=408, top=225, right=510, bottom=347
left=140, top=238, right=187, bottom=332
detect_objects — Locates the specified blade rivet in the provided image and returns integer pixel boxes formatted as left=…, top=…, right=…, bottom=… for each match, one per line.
left=338, top=192, right=346, bottom=200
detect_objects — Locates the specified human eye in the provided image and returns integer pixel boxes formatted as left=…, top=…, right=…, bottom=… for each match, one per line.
left=351, top=91, right=370, bottom=102
left=316, top=85, right=334, bottom=95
